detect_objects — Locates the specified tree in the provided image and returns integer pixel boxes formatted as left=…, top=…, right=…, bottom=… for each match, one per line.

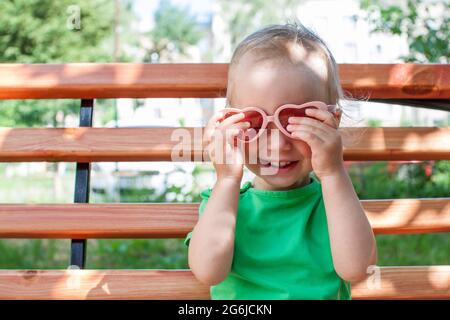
left=144, top=0, right=205, bottom=63
left=359, top=0, right=450, bottom=266
left=218, top=0, right=302, bottom=49
left=0, top=0, right=137, bottom=127
left=0, top=0, right=114, bottom=63
left=360, top=0, right=449, bottom=63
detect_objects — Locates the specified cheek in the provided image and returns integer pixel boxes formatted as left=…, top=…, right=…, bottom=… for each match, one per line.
left=242, top=143, right=259, bottom=163
left=293, top=140, right=312, bottom=158
left=243, top=146, right=262, bottom=175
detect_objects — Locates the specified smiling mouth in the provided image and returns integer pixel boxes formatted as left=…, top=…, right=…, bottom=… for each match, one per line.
left=259, top=159, right=300, bottom=169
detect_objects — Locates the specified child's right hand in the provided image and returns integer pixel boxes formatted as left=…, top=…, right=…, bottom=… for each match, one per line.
left=203, top=110, right=250, bottom=181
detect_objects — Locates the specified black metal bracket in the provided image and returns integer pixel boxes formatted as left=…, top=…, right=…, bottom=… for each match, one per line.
left=70, top=99, right=94, bottom=268
left=370, top=99, right=450, bottom=112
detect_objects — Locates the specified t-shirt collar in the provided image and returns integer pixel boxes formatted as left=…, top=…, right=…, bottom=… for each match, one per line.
left=242, top=174, right=321, bottom=198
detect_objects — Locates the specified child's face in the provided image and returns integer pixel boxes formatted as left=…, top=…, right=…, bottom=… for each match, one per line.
left=229, top=51, right=338, bottom=189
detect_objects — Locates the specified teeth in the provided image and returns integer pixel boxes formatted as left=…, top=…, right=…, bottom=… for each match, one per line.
left=270, top=161, right=291, bottom=168
left=259, top=159, right=294, bottom=167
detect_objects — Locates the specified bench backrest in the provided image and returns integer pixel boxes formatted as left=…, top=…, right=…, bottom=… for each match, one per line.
left=0, top=63, right=449, bottom=299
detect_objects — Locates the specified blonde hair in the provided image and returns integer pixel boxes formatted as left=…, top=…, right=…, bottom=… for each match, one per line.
left=226, top=21, right=354, bottom=120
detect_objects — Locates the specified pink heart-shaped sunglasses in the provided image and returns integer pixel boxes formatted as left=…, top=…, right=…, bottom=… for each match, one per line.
left=218, top=101, right=337, bottom=143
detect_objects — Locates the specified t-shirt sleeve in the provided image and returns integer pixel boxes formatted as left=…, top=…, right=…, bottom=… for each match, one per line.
left=183, top=188, right=212, bottom=247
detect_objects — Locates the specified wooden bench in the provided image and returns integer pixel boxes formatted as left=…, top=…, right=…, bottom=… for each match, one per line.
left=0, top=63, right=449, bottom=300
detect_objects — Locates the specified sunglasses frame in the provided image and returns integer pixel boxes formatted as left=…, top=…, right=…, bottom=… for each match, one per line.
left=221, top=101, right=338, bottom=143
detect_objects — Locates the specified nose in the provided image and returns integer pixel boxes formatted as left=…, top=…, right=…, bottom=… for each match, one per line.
left=265, top=122, right=292, bottom=151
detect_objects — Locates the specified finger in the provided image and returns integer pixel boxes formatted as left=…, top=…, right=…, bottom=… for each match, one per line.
left=210, top=121, right=250, bottom=142
left=209, top=123, right=248, bottom=151
left=208, top=129, right=243, bottom=164
left=286, top=118, right=334, bottom=138
left=224, top=127, right=245, bottom=145
left=227, top=121, right=251, bottom=130
left=208, top=110, right=226, bottom=126
left=286, top=122, right=331, bottom=139
left=303, top=108, right=339, bottom=129
left=206, top=118, right=249, bottom=139
left=205, top=110, right=243, bottom=141
left=218, top=112, right=245, bottom=129
left=291, top=125, right=329, bottom=142
left=207, top=132, right=229, bottom=164
left=291, top=129, right=325, bottom=147
left=204, top=110, right=226, bottom=142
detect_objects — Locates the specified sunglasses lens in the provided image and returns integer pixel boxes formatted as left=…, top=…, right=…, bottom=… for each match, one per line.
left=240, top=111, right=263, bottom=141
left=242, top=110, right=263, bottom=129
left=278, top=106, right=318, bottom=130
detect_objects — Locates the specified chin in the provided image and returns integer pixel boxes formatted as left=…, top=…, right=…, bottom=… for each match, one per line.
left=246, top=161, right=309, bottom=190
left=259, top=175, right=304, bottom=190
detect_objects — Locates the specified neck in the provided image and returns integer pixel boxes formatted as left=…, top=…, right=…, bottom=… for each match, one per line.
left=252, top=174, right=311, bottom=191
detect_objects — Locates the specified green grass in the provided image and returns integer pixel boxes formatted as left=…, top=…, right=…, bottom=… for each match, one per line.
left=0, top=239, right=70, bottom=269
left=376, top=233, right=449, bottom=266
left=86, top=239, right=188, bottom=269
left=1, top=234, right=448, bottom=269
left=0, top=165, right=75, bottom=203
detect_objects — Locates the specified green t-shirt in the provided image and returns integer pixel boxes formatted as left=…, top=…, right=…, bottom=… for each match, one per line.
left=184, top=174, right=351, bottom=300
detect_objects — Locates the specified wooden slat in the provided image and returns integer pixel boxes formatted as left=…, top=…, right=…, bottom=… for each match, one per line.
left=364, top=198, right=450, bottom=234
left=339, top=64, right=450, bottom=100
left=351, top=266, right=450, bottom=300
left=0, top=64, right=448, bottom=100
left=0, top=267, right=448, bottom=299
left=0, top=127, right=449, bottom=162
left=0, top=63, right=227, bottom=99
left=340, top=127, right=450, bottom=161
left=0, top=270, right=209, bottom=300
left=0, top=199, right=448, bottom=238
left=0, top=203, right=197, bottom=238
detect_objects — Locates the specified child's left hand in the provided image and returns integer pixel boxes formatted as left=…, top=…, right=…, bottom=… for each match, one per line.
left=286, top=108, right=344, bottom=180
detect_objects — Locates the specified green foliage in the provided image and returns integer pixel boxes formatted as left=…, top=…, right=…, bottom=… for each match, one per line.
left=360, top=0, right=449, bottom=63
left=375, top=233, right=449, bottom=266
left=87, top=239, right=188, bottom=269
left=367, top=118, right=382, bottom=127
left=144, top=0, right=205, bottom=62
left=0, top=1, right=138, bottom=127
left=0, top=0, right=114, bottom=63
left=219, top=0, right=301, bottom=49
left=359, top=0, right=450, bottom=265
left=349, top=160, right=450, bottom=266
left=0, top=239, right=69, bottom=269
left=91, top=164, right=214, bottom=204
left=0, top=99, right=80, bottom=127
left=350, top=161, right=449, bottom=200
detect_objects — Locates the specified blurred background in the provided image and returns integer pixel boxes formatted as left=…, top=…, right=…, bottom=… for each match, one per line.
left=0, top=0, right=448, bottom=269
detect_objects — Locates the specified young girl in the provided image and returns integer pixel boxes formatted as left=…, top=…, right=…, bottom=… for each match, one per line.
left=184, top=22, right=377, bottom=300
